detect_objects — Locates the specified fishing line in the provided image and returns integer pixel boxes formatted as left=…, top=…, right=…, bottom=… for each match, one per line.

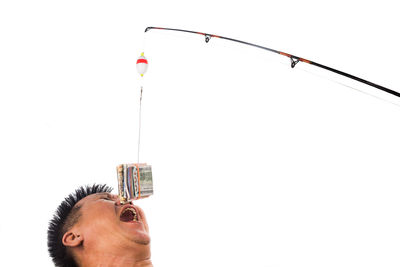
left=137, top=86, right=143, bottom=163
left=142, top=30, right=148, bottom=55
left=137, top=31, right=149, bottom=164
left=295, top=66, right=400, bottom=109
left=136, top=52, right=148, bottom=163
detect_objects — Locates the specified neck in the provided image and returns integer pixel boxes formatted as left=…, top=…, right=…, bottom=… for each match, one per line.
left=89, top=257, right=153, bottom=267
left=76, top=249, right=153, bottom=267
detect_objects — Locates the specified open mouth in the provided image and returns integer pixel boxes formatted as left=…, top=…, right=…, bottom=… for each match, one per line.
left=120, top=206, right=139, bottom=222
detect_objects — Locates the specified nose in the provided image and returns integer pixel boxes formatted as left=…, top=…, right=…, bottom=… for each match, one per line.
left=114, top=198, right=133, bottom=206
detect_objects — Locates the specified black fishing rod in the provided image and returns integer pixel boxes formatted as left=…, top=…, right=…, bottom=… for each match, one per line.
left=145, top=26, right=400, bottom=98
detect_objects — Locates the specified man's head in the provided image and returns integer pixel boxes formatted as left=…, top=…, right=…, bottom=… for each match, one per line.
left=48, top=184, right=151, bottom=267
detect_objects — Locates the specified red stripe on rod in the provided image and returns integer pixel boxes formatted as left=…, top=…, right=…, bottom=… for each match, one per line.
left=137, top=59, right=148, bottom=64
left=279, top=52, right=292, bottom=58
left=299, top=58, right=311, bottom=64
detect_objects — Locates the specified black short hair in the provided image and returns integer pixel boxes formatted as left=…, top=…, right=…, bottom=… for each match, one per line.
left=47, top=184, right=113, bottom=267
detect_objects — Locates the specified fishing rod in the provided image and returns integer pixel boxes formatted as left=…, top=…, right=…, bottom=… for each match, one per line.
left=145, top=26, right=400, bottom=98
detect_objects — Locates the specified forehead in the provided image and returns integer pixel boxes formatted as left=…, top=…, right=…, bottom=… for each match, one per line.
left=76, top=192, right=114, bottom=207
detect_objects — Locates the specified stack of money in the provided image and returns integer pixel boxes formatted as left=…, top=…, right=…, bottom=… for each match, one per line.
left=117, top=163, right=153, bottom=203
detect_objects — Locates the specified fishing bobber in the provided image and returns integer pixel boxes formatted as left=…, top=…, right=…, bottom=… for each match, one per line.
left=136, top=52, right=148, bottom=77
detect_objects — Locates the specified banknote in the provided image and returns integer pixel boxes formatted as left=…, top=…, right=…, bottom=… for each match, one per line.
left=117, top=163, right=153, bottom=203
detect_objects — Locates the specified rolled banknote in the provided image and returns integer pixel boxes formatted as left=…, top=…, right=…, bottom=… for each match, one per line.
left=117, top=163, right=153, bottom=203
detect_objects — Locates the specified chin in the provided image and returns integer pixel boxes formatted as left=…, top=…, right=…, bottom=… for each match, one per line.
left=130, top=229, right=151, bottom=245
left=134, top=236, right=151, bottom=245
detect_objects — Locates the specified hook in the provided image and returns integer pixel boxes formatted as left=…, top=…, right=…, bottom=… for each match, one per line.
left=205, top=34, right=211, bottom=43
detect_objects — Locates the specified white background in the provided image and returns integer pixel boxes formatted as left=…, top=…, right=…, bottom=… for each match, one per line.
left=1, top=1, right=400, bottom=266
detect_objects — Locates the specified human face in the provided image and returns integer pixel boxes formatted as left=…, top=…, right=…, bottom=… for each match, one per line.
left=74, top=193, right=150, bottom=253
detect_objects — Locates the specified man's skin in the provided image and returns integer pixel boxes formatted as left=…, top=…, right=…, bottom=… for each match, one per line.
left=62, top=192, right=153, bottom=267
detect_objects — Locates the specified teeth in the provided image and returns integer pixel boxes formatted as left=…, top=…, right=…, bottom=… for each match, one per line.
left=125, top=208, right=136, bottom=215
left=124, top=208, right=138, bottom=221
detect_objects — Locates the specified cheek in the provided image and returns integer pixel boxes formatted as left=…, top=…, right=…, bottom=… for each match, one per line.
left=136, top=207, right=149, bottom=232
left=81, top=205, right=119, bottom=242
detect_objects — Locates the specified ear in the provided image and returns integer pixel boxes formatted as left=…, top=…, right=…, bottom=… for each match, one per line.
left=62, top=228, right=83, bottom=248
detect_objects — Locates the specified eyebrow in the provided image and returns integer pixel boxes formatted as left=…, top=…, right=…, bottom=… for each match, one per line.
left=96, top=192, right=112, bottom=198
left=97, top=192, right=117, bottom=199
